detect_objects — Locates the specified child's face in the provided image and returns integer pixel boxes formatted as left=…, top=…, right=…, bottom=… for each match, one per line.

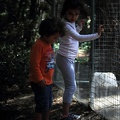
left=65, top=9, right=80, bottom=23
left=45, top=32, right=60, bottom=44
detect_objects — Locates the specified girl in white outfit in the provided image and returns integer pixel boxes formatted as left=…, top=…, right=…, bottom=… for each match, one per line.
left=56, top=0, right=104, bottom=119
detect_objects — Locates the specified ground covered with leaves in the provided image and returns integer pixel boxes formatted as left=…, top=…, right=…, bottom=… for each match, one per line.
left=0, top=84, right=108, bottom=120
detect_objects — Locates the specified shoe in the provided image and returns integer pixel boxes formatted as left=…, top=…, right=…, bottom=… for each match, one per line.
left=69, top=113, right=81, bottom=120
left=60, top=114, right=81, bottom=120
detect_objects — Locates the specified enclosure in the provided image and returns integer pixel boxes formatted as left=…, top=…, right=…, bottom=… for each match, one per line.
left=54, top=0, right=120, bottom=120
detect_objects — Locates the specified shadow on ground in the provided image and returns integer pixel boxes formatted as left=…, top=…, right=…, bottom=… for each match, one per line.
left=0, top=84, right=107, bottom=120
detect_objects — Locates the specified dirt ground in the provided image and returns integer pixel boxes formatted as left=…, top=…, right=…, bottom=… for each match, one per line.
left=0, top=84, right=107, bottom=120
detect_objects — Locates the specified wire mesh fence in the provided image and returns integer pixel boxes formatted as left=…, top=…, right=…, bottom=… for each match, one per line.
left=54, top=0, right=120, bottom=120
left=90, top=1, right=120, bottom=120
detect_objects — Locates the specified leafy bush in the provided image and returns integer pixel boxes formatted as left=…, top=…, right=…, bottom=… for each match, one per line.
left=80, top=42, right=91, bottom=52
left=0, top=42, right=30, bottom=88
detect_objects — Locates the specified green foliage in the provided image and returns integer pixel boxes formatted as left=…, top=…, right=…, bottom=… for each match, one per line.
left=54, top=42, right=60, bottom=52
left=0, top=42, right=30, bottom=87
left=80, top=42, right=91, bottom=52
left=75, top=57, right=89, bottom=63
left=0, top=0, right=53, bottom=100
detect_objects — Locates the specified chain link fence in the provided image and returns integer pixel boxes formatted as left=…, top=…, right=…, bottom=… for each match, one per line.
left=54, top=0, right=120, bottom=120
left=90, top=1, right=120, bottom=120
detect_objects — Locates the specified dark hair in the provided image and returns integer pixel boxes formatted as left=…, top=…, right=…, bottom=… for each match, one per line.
left=61, top=0, right=88, bottom=18
left=39, top=17, right=65, bottom=37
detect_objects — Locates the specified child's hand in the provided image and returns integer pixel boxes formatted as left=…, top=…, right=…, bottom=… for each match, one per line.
left=77, top=19, right=86, bottom=28
left=38, top=79, right=46, bottom=87
left=98, top=25, right=104, bottom=36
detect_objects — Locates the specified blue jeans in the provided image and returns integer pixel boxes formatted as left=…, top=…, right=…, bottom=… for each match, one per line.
left=56, top=54, right=77, bottom=103
left=30, top=82, right=53, bottom=113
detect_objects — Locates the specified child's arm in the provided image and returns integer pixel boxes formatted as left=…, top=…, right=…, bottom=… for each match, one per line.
left=76, top=19, right=86, bottom=33
left=30, top=43, right=44, bottom=83
left=66, top=24, right=103, bottom=42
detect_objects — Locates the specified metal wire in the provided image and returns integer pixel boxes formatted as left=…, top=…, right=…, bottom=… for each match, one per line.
left=53, top=0, right=120, bottom=120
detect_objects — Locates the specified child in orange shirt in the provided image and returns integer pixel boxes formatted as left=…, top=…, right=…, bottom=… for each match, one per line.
left=29, top=17, right=65, bottom=120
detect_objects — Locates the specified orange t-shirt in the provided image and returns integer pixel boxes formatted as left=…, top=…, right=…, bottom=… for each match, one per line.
left=29, top=39, right=54, bottom=85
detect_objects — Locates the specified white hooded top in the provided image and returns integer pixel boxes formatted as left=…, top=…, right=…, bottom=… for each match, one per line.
left=57, top=20, right=100, bottom=59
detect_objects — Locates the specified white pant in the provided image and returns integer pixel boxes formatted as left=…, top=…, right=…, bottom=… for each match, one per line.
left=56, top=54, right=77, bottom=103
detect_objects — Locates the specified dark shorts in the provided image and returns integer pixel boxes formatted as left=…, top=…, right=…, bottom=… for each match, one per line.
left=30, top=82, right=53, bottom=113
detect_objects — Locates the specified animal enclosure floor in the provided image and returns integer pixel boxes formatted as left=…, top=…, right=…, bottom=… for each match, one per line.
left=0, top=84, right=107, bottom=120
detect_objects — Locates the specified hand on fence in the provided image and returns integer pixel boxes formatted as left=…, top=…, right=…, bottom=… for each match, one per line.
left=98, top=25, right=104, bottom=36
